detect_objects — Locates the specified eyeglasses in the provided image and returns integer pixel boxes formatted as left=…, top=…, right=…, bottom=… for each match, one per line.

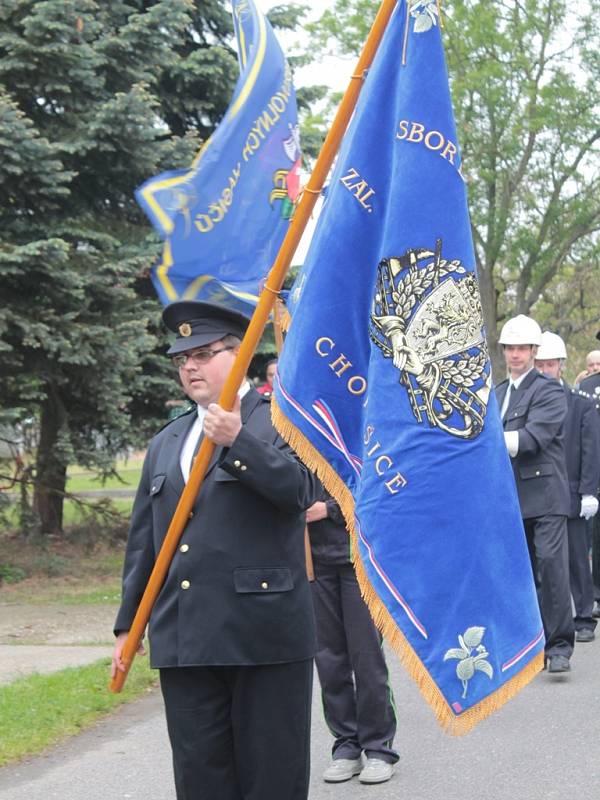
left=172, top=346, right=235, bottom=369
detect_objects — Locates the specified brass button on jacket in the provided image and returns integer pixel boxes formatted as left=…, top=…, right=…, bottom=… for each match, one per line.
left=181, top=580, right=191, bottom=590
left=180, top=544, right=189, bottom=553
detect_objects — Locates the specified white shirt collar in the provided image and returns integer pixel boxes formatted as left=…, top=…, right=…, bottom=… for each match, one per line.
left=195, top=380, right=251, bottom=416
left=181, top=381, right=252, bottom=484
left=509, top=367, right=534, bottom=391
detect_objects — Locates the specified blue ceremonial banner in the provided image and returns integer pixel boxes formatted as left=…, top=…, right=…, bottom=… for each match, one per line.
left=136, top=0, right=301, bottom=308
left=273, top=0, right=544, bottom=734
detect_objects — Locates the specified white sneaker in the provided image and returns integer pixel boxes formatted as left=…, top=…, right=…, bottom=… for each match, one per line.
left=359, top=758, right=394, bottom=784
left=322, top=758, right=363, bottom=783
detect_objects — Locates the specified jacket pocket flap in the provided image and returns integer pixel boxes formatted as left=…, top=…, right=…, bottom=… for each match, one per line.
left=519, top=463, right=553, bottom=480
left=149, top=474, right=166, bottom=496
left=233, top=567, right=294, bottom=594
left=213, top=467, right=239, bottom=482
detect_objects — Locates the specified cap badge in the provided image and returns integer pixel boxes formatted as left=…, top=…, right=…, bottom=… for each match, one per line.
left=179, top=323, right=192, bottom=337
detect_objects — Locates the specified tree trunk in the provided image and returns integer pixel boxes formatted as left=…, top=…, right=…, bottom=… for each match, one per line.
left=477, top=262, right=505, bottom=384
left=34, top=389, right=68, bottom=535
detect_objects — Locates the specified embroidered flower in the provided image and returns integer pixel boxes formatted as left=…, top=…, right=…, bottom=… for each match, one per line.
left=444, top=626, right=494, bottom=698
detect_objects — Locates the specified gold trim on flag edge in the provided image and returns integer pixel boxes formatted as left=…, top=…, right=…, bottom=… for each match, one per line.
left=149, top=6, right=269, bottom=301
left=271, top=396, right=544, bottom=735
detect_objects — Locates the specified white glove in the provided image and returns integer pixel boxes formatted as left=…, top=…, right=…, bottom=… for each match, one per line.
left=503, top=431, right=519, bottom=458
left=580, top=495, right=599, bottom=520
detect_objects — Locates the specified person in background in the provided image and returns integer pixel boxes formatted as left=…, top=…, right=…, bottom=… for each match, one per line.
left=585, top=349, right=600, bottom=376
left=534, top=331, right=600, bottom=642
left=495, top=315, right=573, bottom=673
left=257, top=358, right=277, bottom=397
left=574, top=350, right=600, bottom=388
left=306, top=489, right=398, bottom=785
left=579, top=333, right=600, bottom=619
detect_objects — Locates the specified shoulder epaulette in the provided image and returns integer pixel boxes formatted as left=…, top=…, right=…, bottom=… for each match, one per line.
left=156, top=405, right=196, bottom=434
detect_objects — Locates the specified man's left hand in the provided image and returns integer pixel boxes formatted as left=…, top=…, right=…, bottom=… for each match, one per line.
left=204, top=395, right=242, bottom=446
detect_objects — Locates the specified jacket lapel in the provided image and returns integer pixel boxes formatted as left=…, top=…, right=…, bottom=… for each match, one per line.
left=200, top=387, right=262, bottom=480
left=496, top=382, right=509, bottom=416
left=166, top=411, right=198, bottom=495
left=504, top=369, right=539, bottom=423
left=241, top=386, right=262, bottom=423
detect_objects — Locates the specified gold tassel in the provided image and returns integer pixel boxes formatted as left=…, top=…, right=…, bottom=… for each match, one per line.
left=271, top=397, right=545, bottom=735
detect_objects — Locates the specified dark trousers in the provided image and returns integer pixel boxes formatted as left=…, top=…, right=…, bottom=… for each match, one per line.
left=523, top=515, right=574, bottom=657
left=567, top=516, right=597, bottom=631
left=159, top=661, right=313, bottom=800
left=591, top=513, right=600, bottom=602
left=311, top=561, right=398, bottom=764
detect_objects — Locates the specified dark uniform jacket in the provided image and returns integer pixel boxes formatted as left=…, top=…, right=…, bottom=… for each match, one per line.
left=495, top=369, right=569, bottom=519
left=579, top=372, right=600, bottom=400
left=115, top=388, right=319, bottom=668
left=307, top=489, right=349, bottom=566
left=562, top=384, right=600, bottom=518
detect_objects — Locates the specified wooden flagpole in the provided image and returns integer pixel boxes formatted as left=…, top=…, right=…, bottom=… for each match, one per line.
left=109, top=0, right=399, bottom=693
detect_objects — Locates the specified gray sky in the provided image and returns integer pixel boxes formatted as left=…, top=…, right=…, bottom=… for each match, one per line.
left=253, top=0, right=351, bottom=92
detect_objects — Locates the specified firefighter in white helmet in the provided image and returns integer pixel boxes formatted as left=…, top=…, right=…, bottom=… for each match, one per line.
left=495, top=315, right=574, bottom=672
left=535, top=331, right=600, bottom=642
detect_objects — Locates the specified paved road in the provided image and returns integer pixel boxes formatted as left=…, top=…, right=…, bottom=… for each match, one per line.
left=1, top=639, right=599, bottom=799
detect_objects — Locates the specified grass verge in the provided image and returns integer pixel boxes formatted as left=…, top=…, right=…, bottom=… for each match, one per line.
left=0, top=537, right=125, bottom=604
left=0, top=657, right=157, bottom=766
left=66, top=467, right=142, bottom=494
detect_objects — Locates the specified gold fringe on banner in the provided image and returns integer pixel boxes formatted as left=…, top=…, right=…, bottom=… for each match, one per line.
left=271, top=397, right=544, bottom=735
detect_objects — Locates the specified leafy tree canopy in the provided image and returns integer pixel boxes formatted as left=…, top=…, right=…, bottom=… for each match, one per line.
left=305, top=0, right=600, bottom=378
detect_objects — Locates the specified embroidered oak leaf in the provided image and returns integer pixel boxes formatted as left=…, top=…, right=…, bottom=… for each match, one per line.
left=463, top=626, right=486, bottom=649
left=444, top=627, right=494, bottom=698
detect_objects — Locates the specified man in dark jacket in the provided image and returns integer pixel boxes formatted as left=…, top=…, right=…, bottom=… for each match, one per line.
left=535, top=331, right=600, bottom=641
left=307, top=490, right=398, bottom=785
left=111, top=301, right=319, bottom=800
left=495, top=315, right=573, bottom=673
left=579, top=332, right=600, bottom=618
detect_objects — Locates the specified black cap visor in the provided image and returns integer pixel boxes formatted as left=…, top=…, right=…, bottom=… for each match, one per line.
left=167, top=329, right=231, bottom=356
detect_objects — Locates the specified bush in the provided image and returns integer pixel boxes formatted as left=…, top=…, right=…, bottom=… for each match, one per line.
left=0, top=562, right=27, bottom=584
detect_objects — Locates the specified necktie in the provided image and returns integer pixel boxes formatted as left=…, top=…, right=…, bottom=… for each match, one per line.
left=501, top=384, right=516, bottom=420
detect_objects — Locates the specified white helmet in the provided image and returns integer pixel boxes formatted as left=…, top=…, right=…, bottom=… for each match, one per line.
left=498, top=314, right=542, bottom=346
left=536, top=331, right=567, bottom=360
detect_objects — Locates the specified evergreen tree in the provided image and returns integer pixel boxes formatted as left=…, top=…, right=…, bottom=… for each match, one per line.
left=0, top=0, right=238, bottom=534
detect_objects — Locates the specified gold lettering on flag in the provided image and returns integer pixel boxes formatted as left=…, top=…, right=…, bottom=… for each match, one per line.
left=315, top=337, right=368, bottom=396
left=396, top=119, right=458, bottom=164
left=340, top=167, right=376, bottom=212
left=364, top=425, right=408, bottom=494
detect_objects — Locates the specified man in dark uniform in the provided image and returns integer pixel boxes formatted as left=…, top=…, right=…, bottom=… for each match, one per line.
left=495, top=315, right=574, bottom=673
left=579, top=332, right=600, bottom=618
left=111, top=301, right=319, bottom=800
left=535, top=332, right=600, bottom=641
left=306, top=490, right=398, bottom=785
